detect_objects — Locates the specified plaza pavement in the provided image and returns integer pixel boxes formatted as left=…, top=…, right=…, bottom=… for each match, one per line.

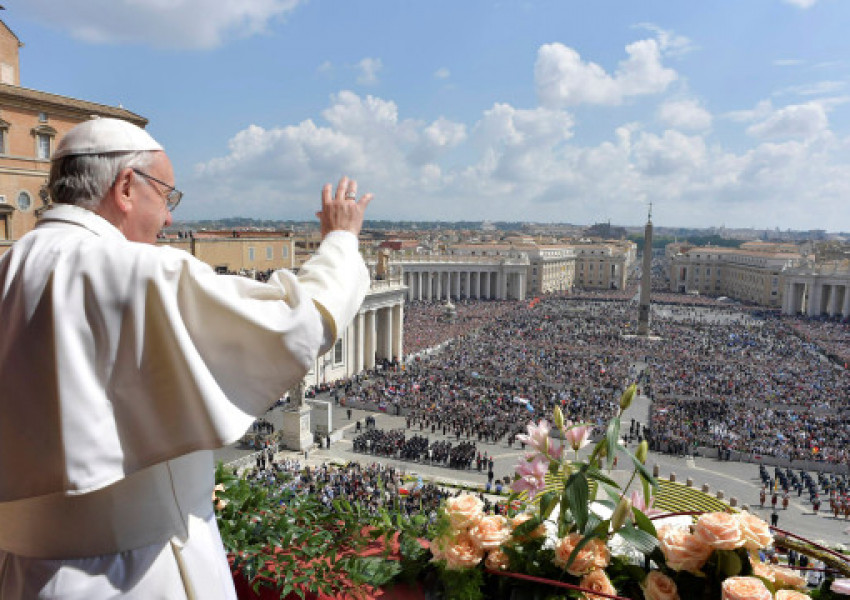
left=213, top=391, right=850, bottom=549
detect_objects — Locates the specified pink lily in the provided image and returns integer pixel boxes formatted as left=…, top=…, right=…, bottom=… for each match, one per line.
left=511, top=455, right=549, bottom=499
left=629, top=489, right=662, bottom=517
left=517, top=419, right=551, bottom=455
left=564, top=423, right=593, bottom=452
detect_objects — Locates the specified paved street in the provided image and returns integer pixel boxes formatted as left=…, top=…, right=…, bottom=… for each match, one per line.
left=214, top=391, right=850, bottom=549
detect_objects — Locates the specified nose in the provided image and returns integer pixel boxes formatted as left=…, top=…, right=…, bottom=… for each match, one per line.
left=163, top=210, right=174, bottom=228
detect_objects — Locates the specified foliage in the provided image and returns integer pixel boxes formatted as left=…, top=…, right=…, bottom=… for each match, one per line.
left=214, top=463, right=434, bottom=599
left=424, top=384, right=837, bottom=599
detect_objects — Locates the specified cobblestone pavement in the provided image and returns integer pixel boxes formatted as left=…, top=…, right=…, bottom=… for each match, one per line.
left=213, top=392, right=850, bottom=549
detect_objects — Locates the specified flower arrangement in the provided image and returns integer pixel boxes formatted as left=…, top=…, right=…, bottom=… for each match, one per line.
left=427, top=384, right=830, bottom=600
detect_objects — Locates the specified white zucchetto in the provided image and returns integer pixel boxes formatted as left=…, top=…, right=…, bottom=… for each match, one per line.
left=53, top=117, right=163, bottom=159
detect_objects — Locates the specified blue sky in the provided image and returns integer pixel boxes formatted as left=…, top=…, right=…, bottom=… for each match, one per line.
left=7, top=0, right=850, bottom=230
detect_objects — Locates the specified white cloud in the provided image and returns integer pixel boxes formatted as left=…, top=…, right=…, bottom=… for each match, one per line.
left=356, top=58, right=383, bottom=85
left=535, top=38, right=677, bottom=107
left=317, top=61, right=333, bottom=74
left=632, top=130, right=707, bottom=177
left=657, top=99, right=713, bottom=131
left=633, top=23, right=695, bottom=57
left=18, top=0, right=301, bottom=49
left=783, top=0, right=818, bottom=8
left=746, top=102, right=829, bottom=140
left=434, top=67, right=451, bottom=80
left=775, top=80, right=846, bottom=97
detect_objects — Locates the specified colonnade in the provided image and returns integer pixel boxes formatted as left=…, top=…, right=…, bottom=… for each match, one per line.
left=350, top=302, right=404, bottom=371
left=401, top=268, right=526, bottom=302
left=783, top=278, right=850, bottom=318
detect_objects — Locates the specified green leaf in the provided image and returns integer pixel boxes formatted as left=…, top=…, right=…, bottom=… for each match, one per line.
left=620, top=444, right=659, bottom=491
left=617, top=524, right=660, bottom=555
left=539, top=491, right=558, bottom=520
left=586, top=465, right=620, bottom=489
left=565, top=472, right=589, bottom=533
left=605, top=417, right=621, bottom=470
left=631, top=507, right=658, bottom=538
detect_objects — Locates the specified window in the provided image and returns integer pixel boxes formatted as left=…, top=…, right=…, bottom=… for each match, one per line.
left=248, top=247, right=255, bottom=261
left=16, top=191, right=32, bottom=212
left=333, top=339, right=344, bottom=364
left=32, top=125, right=57, bottom=160
left=36, top=133, right=51, bottom=159
left=0, top=122, right=7, bottom=154
left=38, top=112, right=48, bottom=123
left=282, top=246, right=288, bottom=258
left=266, top=246, right=273, bottom=260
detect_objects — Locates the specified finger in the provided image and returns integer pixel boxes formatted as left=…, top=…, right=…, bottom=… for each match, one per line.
left=321, top=183, right=332, bottom=210
left=346, top=179, right=357, bottom=200
left=357, top=192, right=373, bottom=211
left=335, top=176, right=348, bottom=203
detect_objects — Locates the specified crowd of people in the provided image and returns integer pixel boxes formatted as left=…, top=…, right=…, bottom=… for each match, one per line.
left=245, top=457, right=451, bottom=518
left=342, top=292, right=850, bottom=468
left=351, top=428, right=480, bottom=470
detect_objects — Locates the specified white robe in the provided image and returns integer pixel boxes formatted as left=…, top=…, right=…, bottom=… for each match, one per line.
left=0, top=204, right=370, bottom=598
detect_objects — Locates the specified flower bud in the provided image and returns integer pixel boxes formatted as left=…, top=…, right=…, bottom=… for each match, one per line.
left=619, top=384, right=637, bottom=411
left=553, top=405, right=565, bottom=432
left=611, top=496, right=632, bottom=531
left=636, top=440, right=648, bottom=464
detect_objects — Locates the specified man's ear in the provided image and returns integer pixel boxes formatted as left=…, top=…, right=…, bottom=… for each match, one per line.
left=111, top=167, right=135, bottom=214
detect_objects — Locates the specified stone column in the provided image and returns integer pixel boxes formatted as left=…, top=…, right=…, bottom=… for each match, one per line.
left=355, top=312, right=364, bottom=373
left=807, top=282, right=819, bottom=317
left=828, top=284, right=839, bottom=317
left=483, top=271, right=490, bottom=299
left=435, top=271, right=442, bottom=301
left=392, top=302, right=403, bottom=361
left=843, top=284, right=850, bottom=319
left=365, top=310, right=376, bottom=369
left=518, top=272, right=526, bottom=301
left=378, top=307, right=392, bottom=360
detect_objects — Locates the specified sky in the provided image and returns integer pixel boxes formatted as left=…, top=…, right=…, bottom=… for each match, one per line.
left=5, top=0, right=850, bottom=230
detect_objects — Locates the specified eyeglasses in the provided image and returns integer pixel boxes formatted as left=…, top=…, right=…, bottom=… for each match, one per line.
left=132, top=168, right=183, bottom=211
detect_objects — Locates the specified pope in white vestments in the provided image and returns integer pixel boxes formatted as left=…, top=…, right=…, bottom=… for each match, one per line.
left=0, top=118, right=372, bottom=599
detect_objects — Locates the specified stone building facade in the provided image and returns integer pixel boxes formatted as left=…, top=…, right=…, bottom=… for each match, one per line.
left=0, top=19, right=147, bottom=252
left=668, top=242, right=803, bottom=307
left=782, top=260, right=850, bottom=318
left=574, top=241, right=634, bottom=290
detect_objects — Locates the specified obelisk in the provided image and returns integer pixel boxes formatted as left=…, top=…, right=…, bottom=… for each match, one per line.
left=637, top=205, right=653, bottom=336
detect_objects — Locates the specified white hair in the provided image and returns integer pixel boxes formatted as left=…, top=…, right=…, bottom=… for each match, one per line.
left=48, top=151, right=156, bottom=211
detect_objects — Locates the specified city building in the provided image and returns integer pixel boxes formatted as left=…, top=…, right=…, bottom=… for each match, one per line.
left=574, top=241, right=635, bottom=290
left=782, top=259, right=850, bottom=319
left=668, top=242, right=804, bottom=307
left=0, top=18, right=147, bottom=252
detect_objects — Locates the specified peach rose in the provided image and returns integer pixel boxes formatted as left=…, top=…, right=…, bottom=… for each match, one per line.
left=580, top=569, right=617, bottom=600
left=445, top=494, right=484, bottom=530
left=721, top=576, right=772, bottom=600
left=484, top=548, right=510, bottom=571
left=212, top=483, right=228, bottom=511
left=657, top=525, right=712, bottom=573
left=771, top=565, right=807, bottom=589
left=469, top=514, right=511, bottom=551
left=552, top=533, right=610, bottom=576
left=510, top=512, right=546, bottom=541
left=442, top=532, right=484, bottom=570
left=737, top=512, right=773, bottom=551
left=775, top=591, right=811, bottom=600
left=750, top=560, right=775, bottom=583
left=642, top=571, right=680, bottom=600
left=694, top=512, right=745, bottom=551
